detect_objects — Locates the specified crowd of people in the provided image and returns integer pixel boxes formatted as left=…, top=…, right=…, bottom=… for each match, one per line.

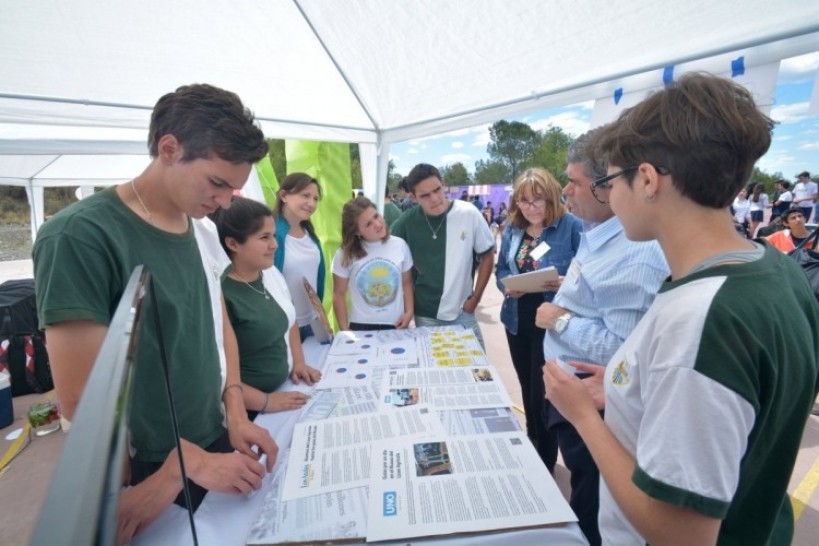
left=32, top=73, right=819, bottom=546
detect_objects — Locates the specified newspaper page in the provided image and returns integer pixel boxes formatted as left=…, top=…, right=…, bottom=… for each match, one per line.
left=298, top=386, right=382, bottom=422
left=379, top=368, right=513, bottom=411
left=282, top=405, right=444, bottom=500
left=439, top=408, right=522, bottom=436
left=420, top=329, right=489, bottom=367
left=246, top=449, right=368, bottom=545
left=366, top=432, right=576, bottom=542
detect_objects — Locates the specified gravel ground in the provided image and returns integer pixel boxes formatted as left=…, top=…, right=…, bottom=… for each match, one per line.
left=0, top=224, right=33, bottom=261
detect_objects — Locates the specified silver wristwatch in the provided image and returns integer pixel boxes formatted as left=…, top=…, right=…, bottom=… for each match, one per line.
left=554, top=312, right=573, bottom=334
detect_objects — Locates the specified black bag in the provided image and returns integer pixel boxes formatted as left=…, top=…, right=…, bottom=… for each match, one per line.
left=0, top=279, right=53, bottom=396
left=788, top=228, right=819, bottom=304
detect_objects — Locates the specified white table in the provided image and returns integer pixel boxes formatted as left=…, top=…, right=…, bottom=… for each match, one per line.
left=133, top=339, right=588, bottom=546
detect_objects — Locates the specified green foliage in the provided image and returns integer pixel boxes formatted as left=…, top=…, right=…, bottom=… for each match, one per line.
left=439, top=162, right=470, bottom=186
left=0, top=186, right=29, bottom=223
left=531, top=126, right=574, bottom=183
left=0, top=186, right=77, bottom=223
left=387, top=159, right=404, bottom=192
left=267, top=139, right=287, bottom=183
left=350, top=144, right=362, bottom=190
left=750, top=166, right=782, bottom=196
left=473, top=159, right=509, bottom=185
left=487, top=120, right=541, bottom=180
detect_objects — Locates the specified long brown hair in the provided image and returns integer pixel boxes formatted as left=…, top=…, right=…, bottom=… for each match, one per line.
left=751, top=182, right=764, bottom=203
left=340, top=196, right=389, bottom=267
left=507, top=168, right=566, bottom=229
left=275, top=172, right=322, bottom=234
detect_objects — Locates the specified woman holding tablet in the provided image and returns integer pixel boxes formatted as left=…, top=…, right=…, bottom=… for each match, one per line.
left=495, top=168, right=581, bottom=472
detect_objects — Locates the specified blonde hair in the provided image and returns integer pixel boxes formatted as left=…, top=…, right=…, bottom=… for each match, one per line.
left=339, top=196, right=389, bottom=267
left=507, top=168, right=566, bottom=229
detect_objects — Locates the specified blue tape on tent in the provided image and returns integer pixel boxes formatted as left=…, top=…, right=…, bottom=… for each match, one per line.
left=663, top=66, right=674, bottom=86
left=731, top=56, right=745, bottom=78
left=613, top=88, right=623, bottom=105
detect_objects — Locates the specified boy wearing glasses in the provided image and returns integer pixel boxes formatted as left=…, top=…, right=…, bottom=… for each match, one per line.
left=391, top=163, right=495, bottom=348
left=535, top=130, right=668, bottom=546
left=544, top=74, right=819, bottom=545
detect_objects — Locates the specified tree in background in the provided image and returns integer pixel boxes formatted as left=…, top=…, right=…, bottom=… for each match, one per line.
left=439, top=162, right=470, bottom=186
left=487, top=120, right=541, bottom=181
left=750, top=166, right=782, bottom=196
left=473, top=159, right=509, bottom=185
left=532, top=126, right=574, bottom=182
left=387, top=159, right=404, bottom=193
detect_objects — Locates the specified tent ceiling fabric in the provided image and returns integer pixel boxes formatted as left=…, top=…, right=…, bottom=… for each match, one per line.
left=2, top=0, right=819, bottom=144
left=1, top=0, right=818, bottom=216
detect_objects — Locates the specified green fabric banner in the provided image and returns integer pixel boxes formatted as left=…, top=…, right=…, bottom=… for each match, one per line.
left=254, top=154, right=280, bottom=208
left=285, top=140, right=352, bottom=330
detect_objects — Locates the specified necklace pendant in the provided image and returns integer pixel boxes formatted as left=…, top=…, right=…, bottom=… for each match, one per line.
left=432, top=234, right=437, bottom=240
left=265, top=293, right=270, bottom=300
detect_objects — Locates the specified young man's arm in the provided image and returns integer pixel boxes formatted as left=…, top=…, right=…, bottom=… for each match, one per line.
left=44, top=320, right=108, bottom=421
left=221, top=295, right=278, bottom=471
left=116, top=438, right=267, bottom=545
left=543, top=361, right=721, bottom=545
left=463, top=250, right=493, bottom=313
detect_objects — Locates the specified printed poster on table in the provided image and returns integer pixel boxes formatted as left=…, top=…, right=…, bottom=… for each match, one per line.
left=379, top=367, right=513, bottom=411
left=281, top=405, right=444, bottom=501
left=366, top=432, right=577, bottom=542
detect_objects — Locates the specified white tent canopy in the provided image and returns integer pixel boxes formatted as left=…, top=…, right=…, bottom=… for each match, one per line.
left=2, top=0, right=819, bottom=238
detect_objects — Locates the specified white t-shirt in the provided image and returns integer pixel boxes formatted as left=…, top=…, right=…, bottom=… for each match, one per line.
left=731, top=198, right=751, bottom=223
left=331, top=236, right=413, bottom=325
left=282, top=233, right=321, bottom=326
left=748, top=193, right=768, bottom=211
left=793, top=181, right=811, bottom=204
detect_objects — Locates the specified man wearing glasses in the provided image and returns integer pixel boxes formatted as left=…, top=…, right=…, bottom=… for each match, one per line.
left=534, top=130, right=668, bottom=546
left=543, top=73, right=819, bottom=546
left=391, top=163, right=495, bottom=348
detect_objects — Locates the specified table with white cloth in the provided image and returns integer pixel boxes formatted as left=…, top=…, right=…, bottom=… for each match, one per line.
left=133, top=337, right=588, bottom=546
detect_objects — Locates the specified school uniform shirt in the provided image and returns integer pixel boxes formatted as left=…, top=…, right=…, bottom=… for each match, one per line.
left=600, top=245, right=819, bottom=545
left=282, top=233, right=322, bottom=326
left=391, top=199, right=495, bottom=320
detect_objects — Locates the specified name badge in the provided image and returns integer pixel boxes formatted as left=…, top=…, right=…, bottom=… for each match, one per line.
left=530, top=241, right=550, bottom=261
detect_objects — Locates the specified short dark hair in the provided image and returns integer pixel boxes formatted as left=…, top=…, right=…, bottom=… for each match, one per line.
left=209, top=196, right=273, bottom=258
left=149, top=84, right=268, bottom=164
left=405, top=163, right=442, bottom=193
left=590, top=73, right=775, bottom=208
left=782, top=206, right=805, bottom=224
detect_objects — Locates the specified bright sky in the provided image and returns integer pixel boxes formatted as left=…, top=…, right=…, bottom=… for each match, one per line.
left=390, top=52, right=819, bottom=182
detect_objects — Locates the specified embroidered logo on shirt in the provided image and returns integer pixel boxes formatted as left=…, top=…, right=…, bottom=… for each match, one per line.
left=611, top=359, right=631, bottom=386
left=460, top=230, right=466, bottom=241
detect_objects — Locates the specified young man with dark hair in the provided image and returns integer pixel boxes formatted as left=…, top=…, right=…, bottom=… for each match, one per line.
left=793, top=171, right=817, bottom=223
left=34, top=84, right=278, bottom=543
left=391, top=163, right=495, bottom=348
left=544, top=73, right=819, bottom=545
left=766, top=206, right=817, bottom=252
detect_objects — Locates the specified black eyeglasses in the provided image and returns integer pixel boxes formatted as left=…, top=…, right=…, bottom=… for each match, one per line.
left=589, top=165, right=671, bottom=204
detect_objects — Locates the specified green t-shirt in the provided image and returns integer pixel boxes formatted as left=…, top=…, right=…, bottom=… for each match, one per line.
left=222, top=274, right=290, bottom=393
left=33, top=187, right=224, bottom=463
left=384, top=201, right=402, bottom=228
left=391, top=199, right=495, bottom=320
